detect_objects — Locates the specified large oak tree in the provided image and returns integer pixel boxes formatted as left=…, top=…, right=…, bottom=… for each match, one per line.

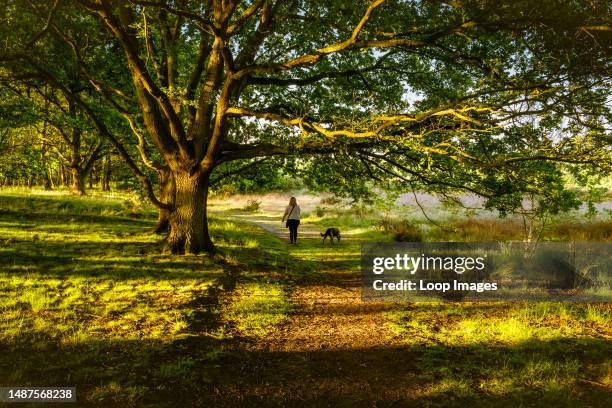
left=1, top=0, right=610, bottom=253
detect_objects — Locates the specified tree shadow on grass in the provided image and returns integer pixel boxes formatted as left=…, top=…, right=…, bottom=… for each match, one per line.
left=1, top=337, right=608, bottom=407
left=0, top=259, right=242, bottom=407
left=206, top=230, right=612, bottom=407
left=1, top=337, right=223, bottom=407
left=0, top=208, right=154, bottom=228
left=208, top=337, right=611, bottom=408
left=1, top=200, right=610, bottom=406
left=0, top=241, right=225, bottom=281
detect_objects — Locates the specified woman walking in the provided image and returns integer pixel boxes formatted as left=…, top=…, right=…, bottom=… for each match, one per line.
left=282, top=197, right=301, bottom=244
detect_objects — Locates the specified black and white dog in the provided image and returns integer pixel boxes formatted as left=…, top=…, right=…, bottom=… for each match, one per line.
left=321, top=228, right=341, bottom=244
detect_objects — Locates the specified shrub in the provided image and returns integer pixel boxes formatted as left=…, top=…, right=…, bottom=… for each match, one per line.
left=378, top=217, right=423, bottom=242
left=391, top=221, right=424, bottom=242
left=315, top=206, right=326, bottom=217
left=211, top=184, right=238, bottom=199
left=550, top=221, right=612, bottom=241
left=424, top=218, right=612, bottom=242
left=320, top=195, right=342, bottom=205
left=242, top=199, right=261, bottom=212
left=121, top=195, right=143, bottom=217
left=430, top=218, right=523, bottom=242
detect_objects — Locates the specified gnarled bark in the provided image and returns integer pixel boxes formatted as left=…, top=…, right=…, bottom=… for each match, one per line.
left=70, top=166, right=86, bottom=195
left=165, top=169, right=214, bottom=254
left=154, top=167, right=175, bottom=234
left=101, top=153, right=111, bottom=191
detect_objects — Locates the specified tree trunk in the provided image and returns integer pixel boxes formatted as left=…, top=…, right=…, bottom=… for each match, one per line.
left=71, top=167, right=86, bottom=195
left=69, top=104, right=85, bottom=195
left=43, top=169, right=52, bottom=190
left=59, top=164, right=67, bottom=186
left=166, top=169, right=214, bottom=254
left=154, top=168, right=175, bottom=234
left=88, top=169, right=94, bottom=189
left=41, top=137, right=52, bottom=190
left=102, top=154, right=111, bottom=191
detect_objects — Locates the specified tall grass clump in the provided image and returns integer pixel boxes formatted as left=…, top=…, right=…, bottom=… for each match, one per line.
left=378, top=217, right=423, bottom=242
left=429, top=218, right=523, bottom=242
left=320, top=196, right=342, bottom=205
left=242, top=199, right=261, bottom=212
left=312, top=206, right=378, bottom=229
left=548, top=221, right=612, bottom=241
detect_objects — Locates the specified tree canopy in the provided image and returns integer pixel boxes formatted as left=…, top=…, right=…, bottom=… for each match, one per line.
left=1, top=0, right=610, bottom=253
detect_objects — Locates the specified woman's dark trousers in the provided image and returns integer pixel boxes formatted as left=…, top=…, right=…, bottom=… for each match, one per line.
left=287, top=219, right=300, bottom=243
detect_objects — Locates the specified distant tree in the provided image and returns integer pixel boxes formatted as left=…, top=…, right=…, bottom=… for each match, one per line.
left=0, top=83, right=106, bottom=194
left=0, top=88, right=42, bottom=187
left=0, top=0, right=610, bottom=253
left=35, top=88, right=107, bottom=195
left=210, top=157, right=299, bottom=194
left=101, top=152, right=112, bottom=191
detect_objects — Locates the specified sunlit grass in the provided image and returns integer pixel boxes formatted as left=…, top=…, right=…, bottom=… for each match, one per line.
left=0, top=258, right=215, bottom=345
left=387, top=302, right=611, bottom=346
left=2, top=190, right=611, bottom=406
left=0, top=190, right=229, bottom=403
left=387, top=301, right=611, bottom=405
left=223, top=282, right=294, bottom=338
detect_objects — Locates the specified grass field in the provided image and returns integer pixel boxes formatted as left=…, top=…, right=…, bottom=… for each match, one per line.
left=0, top=189, right=610, bottom=407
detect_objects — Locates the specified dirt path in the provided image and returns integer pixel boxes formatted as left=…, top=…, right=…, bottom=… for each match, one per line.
left=211, top=214, right=413, bottom=406
left=224, top=213, right=399, bottom=351
left=262, top=285, right=401, bottom=352
left=214, top=286, right=413, bottom=406
left=229, top=213, right=324, bottom=240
